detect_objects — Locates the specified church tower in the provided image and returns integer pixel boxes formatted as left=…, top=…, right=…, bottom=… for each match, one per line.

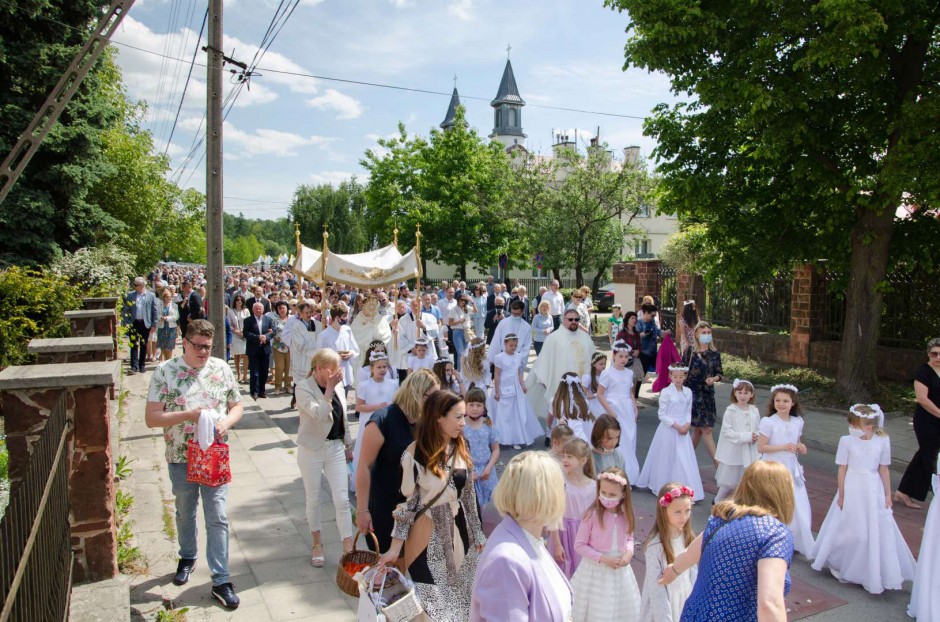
left=440, top=87, right=463, bottom=130
left=490, top=56, right=526, bottom=148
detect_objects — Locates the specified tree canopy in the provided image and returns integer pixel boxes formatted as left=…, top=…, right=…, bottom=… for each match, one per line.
left=606, top=0, right=939, bottom=399
left=289, top=178, right=369, bottom=255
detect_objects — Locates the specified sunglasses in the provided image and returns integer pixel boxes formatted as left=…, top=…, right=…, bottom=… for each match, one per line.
left=564, top=317, right=579, bottom=322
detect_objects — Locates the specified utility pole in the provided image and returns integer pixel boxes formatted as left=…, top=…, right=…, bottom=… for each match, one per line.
left=206, top=0, right=225, bottom=359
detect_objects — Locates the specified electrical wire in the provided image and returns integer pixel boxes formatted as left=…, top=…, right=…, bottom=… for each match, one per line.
left=164, top=8, right=208, bottom=157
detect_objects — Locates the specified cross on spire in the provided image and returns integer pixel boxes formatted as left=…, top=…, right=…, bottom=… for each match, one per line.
left=453, top=73, right=458, bottom=88
left=506, top=43, right=511, bottom=59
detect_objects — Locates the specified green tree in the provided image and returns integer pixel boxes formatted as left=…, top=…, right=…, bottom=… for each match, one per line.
left=606, top=0, right=939, bottom=400
left=511, top=144, right=652, bottom=288
left=223, top=234, right=266, bottom=266
left=0, top=1, right=124, bottom=265
left=361, top=107, right=516, bottom=279
left=289, top=178, right=369, bottom=255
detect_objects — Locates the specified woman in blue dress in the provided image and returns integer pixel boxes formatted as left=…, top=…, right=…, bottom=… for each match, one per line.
left=659, top=460, right=794, bottom=622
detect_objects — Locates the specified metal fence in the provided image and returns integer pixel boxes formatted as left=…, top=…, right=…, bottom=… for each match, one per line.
left=461, top=276, right=579, bottom=293
left=659, top=266, right=678, bottom=333
left=823, top=270, right=940, bottom=349
left=705, top=276, right=793, bottom=333
left=0, top=393, right=72, bottom=622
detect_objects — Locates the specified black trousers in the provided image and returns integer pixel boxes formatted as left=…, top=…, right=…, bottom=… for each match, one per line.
left=898, top=408, right=940, bottom=501
left=129, top=319, right=150, bottom=371
left=639, top=352, right=657, bottom=374
left=552, top=315, right=561, bottom=331
left=248, top=350, right=270, bottom=396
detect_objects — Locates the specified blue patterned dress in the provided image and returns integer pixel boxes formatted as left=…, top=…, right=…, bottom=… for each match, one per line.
left=463, top=422, right=500, bottom=508
left=681, top=514, right=793, bottom=621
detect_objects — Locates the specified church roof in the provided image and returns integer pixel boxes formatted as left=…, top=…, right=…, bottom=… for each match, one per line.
left=440, top=87, right=462, bottom=129
left=491, top=59, right=525, bottom=106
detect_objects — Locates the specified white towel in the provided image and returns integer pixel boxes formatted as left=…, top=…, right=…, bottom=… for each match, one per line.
left=196, top=409, right=221, bottom=451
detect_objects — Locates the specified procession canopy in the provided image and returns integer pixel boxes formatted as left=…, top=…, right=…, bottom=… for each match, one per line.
left=292, top=243, right=421, bottom=288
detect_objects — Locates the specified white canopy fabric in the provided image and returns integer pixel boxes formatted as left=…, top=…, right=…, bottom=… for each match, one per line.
left=293, top=243, right=420, bottom=288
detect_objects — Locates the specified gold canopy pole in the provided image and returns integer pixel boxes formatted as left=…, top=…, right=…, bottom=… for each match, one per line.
left=321, top=224, right=329, bottom=288
left=393, top=226, right=399, bottom=248
left=415, top=223, right=422, bottom=290
left=294, top=222, right=304, bottom=294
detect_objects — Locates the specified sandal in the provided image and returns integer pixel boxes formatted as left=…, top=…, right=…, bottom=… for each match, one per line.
left=310, top=545, right=325, bottom=568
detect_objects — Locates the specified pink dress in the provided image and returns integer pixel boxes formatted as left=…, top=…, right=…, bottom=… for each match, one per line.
left=548, top=479, right=597, bottom=578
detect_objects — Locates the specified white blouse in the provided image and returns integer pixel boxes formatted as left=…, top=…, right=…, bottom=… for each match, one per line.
left=522, top=529, right=573, bottom=622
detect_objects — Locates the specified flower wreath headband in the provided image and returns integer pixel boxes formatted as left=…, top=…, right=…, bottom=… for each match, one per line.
left=468, top=340, right=486, bottom=350
left=598, top=472, right=628, bottom=487
left=368, top=352, right=388, bottom=362
left=668, top=363, right=690, bottom=372
left=732, top=378, right=754, bottom=390
left=850, top=403, right=885, bottom=427
left=612, top=340, right=632, bottom=353
left=770, top=383, right=799, bottom=394
left=659, top=485, right=695, bottom=507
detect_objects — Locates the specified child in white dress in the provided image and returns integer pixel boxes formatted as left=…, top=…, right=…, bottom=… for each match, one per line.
left=351, top=352, right=397, bottom=492
left=493, top=334, right=543, bottom=448
left=432, top=357, right=465, bottom=394
left=639, top=483, right=697, bottom=622
left=757, top=384, right=814, bottom=557
left=356, top=340, right=396, bottom=386
left=582, top=353, right=608, bottom=418
left=548, top=372, right=596, bottom=444
left=909, top=453, right=940, bottom=620
left=596, top=341, right=639, bottom=482
left=636, top=364, right=704, bottom=501
left=811, top=404, right=915, bottom=593
left=714, top=379, right=761, bottom=502
left=462, top=337, right=496, bottom=414
left=407, top=338, right=434, bottom=373
left=549, top=438, right=597, bottom=578
left=571, top=468, right=642, bottom=622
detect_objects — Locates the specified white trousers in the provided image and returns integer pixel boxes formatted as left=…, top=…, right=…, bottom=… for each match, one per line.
left=296, top=440, right=353, bottom=539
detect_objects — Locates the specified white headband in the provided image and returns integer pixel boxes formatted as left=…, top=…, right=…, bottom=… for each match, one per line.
left=415, top=338, right=429, bottom=346
left=611, top=340, right=631, bottom=353
left=668, top=363, right=689, bottom=372
left=468, top=340, right=485, bottom=350
left=683, top=300, right=695, bottom=305
left=368, top=352, right=388, bottom=362
left=732, top=378, right=754, bottom=389
left=562, top=375, right=588, bottom=421
left=436, top=356, right=452, bottom=364
left=770, top=384, right=799, bottom=394
left=850, top=403, right=884, bottom=427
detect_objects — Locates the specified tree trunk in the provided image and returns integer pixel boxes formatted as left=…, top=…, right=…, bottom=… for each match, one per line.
left=835, top=203, right=896, bottom=401
left=552, top=268, right=561, bottom=282
left=591, top=271, right=604, bottom=293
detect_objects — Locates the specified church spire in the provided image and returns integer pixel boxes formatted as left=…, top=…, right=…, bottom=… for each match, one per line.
left=490, top=56, right=526, bottom=148
left=440, top=86, right=462, bottom=130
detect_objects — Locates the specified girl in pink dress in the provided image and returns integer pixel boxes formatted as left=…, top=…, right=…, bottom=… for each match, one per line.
left=549, top=438, right=597, bottom=578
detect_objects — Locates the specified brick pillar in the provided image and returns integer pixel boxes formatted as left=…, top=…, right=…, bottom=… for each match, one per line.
left=789, top=263, right=826, bottom=366
left=633, top=260, right=663, bottom=308
left=65, top=309, right=118, bottom=360
left=82, top=296, right=119, bottom=311
left=0, top=361, right=122, bottom=583
left=677, top=271, right=705, bottom=309
left=28, top=336, right=116, bottom=364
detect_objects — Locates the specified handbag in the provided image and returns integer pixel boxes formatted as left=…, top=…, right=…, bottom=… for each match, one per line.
left=403, top=451, right=456, bottom=569
left=186, top=434, right=232, bottom=487
left=358, top=566, right=424, bottom=622
left=498, top=381, right=517, bottom=398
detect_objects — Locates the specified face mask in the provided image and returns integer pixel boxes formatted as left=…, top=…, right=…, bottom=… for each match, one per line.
left=699, top=333, right=713, bottom=344
left=495, top=305, right=504, bottom=312
left=598, top=494, right=622, bottom=509
left=339, top=319, right=347, bottom=326
left=848, top=427, right=864, bottom=437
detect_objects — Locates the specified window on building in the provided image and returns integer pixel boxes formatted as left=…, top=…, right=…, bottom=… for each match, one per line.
left=634, top=239, right=652, bottom=258
left=494, top=109, right=500, bottom=128
left=637, top=203, right=651, bottom=218
left=509, top=108, right=516, bottom=126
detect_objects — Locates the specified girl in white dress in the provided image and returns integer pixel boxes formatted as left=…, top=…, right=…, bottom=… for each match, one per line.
left=356, top=340, right=396, bottom=386
left=596, top=341, right=639, bottom=482
left=548, top=372, right=596, bottom=445
left=493, top=334, right=543, bottom=448
left=461, top=337, right=497, bottom=415
left=582, top=353, right=608, bottom=418
left=714, top=379, right=761, bottom=502
left=351, top=352, right=397, bottom=493
left=636, top=364, right=705, bottom=501
left=433, top=357, right=465, bottom=395
left=407, top=338, right=434, bottom=372
left=909, top=454, right=940, bottom=620
left=639, top=483, right=697, bottom=622
left=811, top=404, right=915, bottom=593
left=757, top=384, right=814, bottom=557
left=571, top=468, right=642, bottom=622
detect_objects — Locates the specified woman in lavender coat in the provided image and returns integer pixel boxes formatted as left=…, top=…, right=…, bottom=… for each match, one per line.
left=470, top=451, right=572, bottom=622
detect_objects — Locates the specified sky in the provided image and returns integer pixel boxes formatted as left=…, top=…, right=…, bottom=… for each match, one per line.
left=111, top=0, right=680, bottom=220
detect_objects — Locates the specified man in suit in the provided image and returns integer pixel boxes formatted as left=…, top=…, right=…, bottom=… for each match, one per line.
left=177, top=280, right=203, bottom=342
left=123, top=276, right=159, bottom=374
left=244, top=302, right=274, bottom=399
left=483, top=296, right=506, bottom=345
left=245, top=285, right=271, bottom=314
left=486, top=283, right=505, bottom=312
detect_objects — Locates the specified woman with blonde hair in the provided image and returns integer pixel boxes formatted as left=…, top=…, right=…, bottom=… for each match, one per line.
left=355, top=368, right=440, bottom=552
left=380, top=390, right=485, bottom=622
left=295, top=349, right=353, bottom=567
left=681, top=320, right=723, bottom=464
left=471, top=452, right=572, bottom=622
left=660, top=461, right=795, bottom=621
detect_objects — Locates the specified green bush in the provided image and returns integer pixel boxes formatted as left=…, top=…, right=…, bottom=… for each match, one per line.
left=0, top=267, right=82, bottom=369
left=49, top=243, right=135, bottom=297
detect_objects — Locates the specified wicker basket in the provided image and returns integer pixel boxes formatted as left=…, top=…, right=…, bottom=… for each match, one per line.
left=361, top=566, right=424, bottom=622
left=336, top=532, right=380, bottom=597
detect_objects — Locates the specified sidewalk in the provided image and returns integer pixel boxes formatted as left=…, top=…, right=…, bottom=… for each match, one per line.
left=120, top=367, right=358, bottom=621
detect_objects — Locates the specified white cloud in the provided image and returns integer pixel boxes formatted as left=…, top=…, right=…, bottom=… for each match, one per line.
left=306, top=89, right=364, bottom=119
left=447, top=0, right=474, bottom=21
left=226, top=125, right=335, bottom=157
left=310, top=171, right=357, bottom=185
left=389, top=0, right=415, bottom=7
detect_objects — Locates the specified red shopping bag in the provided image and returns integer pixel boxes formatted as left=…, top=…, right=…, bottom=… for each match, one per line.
left=186, top=440, right=232, bottom=487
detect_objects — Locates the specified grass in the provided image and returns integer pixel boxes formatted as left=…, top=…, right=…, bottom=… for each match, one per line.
left=116, top=388, right=130, bottom=423
left=721, top=353, right=917, bottom=413
left=114, top=488, right=147, bottom=575
left=114, top=454, right=134, bottom=480
left=160, top=482, right=176, bottom=541
left=156, top=602, right=190, bottom=622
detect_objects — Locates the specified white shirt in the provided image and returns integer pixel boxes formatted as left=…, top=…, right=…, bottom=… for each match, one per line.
left=438, top=297, right=457, bottom=327
left=542, top=290, right=565, bottom=316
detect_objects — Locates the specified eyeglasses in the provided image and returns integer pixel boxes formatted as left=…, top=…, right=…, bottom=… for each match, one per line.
left=929, top=351, right=940, bottom=358
left=564, top=318, right=580, bottom=323
left=186, top=339, right=212, bottom=352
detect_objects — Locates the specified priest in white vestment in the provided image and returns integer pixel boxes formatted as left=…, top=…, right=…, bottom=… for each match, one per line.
left=486, top=299, right=533, bottom=364
left=393, top=296, right=439, bottom=374
left=349, top=295, right=391, bottom=384
left=525, top=307, right=597, bottom=420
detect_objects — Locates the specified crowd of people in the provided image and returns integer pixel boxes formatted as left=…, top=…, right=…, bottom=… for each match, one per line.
left=132, top=263, right=939, bottom=621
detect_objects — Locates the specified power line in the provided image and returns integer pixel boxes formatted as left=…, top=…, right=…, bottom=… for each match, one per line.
left=164, top=8, right=208, bottom=157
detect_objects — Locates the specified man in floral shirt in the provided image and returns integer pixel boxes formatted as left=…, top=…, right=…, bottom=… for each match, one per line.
left=145, top=319, right=244, bottom=609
